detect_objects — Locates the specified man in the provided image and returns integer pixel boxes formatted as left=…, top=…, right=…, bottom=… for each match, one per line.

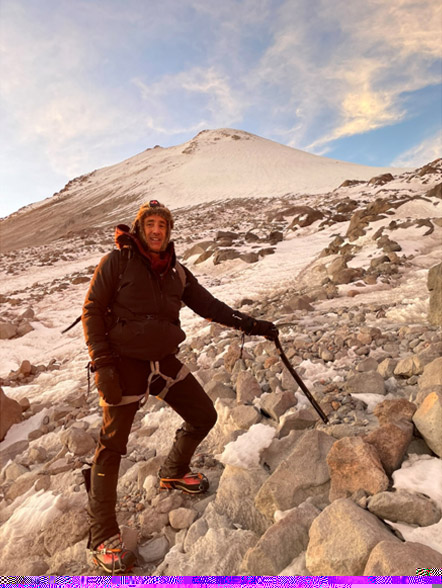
left=82, top=200, right=277, bottom=574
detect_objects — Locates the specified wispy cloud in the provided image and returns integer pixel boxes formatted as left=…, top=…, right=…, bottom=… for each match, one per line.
left=0, top=0, right=440, bottom=210
left=391, top=131, right=442, bottom=167
left=252, top=0, right=442, bottom=152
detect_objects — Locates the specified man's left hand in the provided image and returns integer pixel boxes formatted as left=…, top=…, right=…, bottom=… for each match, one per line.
left=248, top=319, right=279, bottom=341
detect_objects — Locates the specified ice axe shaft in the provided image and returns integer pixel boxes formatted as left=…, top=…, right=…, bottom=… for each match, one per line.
left=274, top=336, right=329, bottom=424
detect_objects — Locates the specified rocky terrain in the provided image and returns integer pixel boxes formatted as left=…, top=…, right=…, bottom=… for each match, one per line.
left=0, top=153, right=442, bottom=577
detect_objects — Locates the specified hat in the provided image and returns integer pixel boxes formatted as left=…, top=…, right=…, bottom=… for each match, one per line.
left=131, top=200, right=174, bottom=251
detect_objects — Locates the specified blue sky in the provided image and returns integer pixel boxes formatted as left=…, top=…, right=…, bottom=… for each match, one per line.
left=0, top=0, right=441, bottom=217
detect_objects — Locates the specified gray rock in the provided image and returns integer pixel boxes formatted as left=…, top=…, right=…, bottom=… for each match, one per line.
left=377, top=358, right=398, bottom=379
left=277, top=409, right=318, bottom=436
left=327, top=436, right=389, bottom=501
left=241, top=501, right=320, bottom=575
left=306, top=498, right=398, bottom=575
left=230, top=405, right=261, bottom=430
left=169, top=507, right=198, bottom=530
left=205, top=380, right=236, bottom=403
left=0, top=439, right=29, bottom=468
left=4, top=462, right=28, bottom=481
left=139, top=536, right=170, bottom=564
left=255, top=430, right=335, bottom=518
left=418, top=357, right=442, bottom=392
left=364, top=540, right=442, bottom=575
left=412, top=391, right=442, bottom=457
left=215, top=465, right=271, bottom=535
left=183, top=517, right=209, bottom=552
left=43, top=508, right=89, bottom=556
left=345, top=371, right=386, bottom=395
left=260, top=429, right=305, bottom=473
left=5, top=471, right=37, bottom=501
left=236, top=371, right=262, bottom=404
left=155, top=527, right=258, bottom=576
left=260, top=390, right=297, bottom=421
left=367, top=489, right=442, bottom=527
left=427, top=261, right=442, bottom=326
left=61, top=427, right=95, bottom=456
left=356, top=357, right=379, bottom=372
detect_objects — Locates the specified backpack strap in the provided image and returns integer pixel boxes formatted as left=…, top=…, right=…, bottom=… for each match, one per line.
left=175, top=261, right=187, bottom=289
left=62, top=247, right=131, bottom=334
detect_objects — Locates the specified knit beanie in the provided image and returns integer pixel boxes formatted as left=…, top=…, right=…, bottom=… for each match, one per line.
left=131, top=200, right=174, bottom=251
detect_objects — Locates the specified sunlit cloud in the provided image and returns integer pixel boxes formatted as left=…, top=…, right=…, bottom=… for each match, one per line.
left=0, top=0, right=440, bottom=216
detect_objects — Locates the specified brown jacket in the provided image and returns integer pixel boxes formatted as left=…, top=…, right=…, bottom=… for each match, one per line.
left=82, top=228, right=244, bottom=362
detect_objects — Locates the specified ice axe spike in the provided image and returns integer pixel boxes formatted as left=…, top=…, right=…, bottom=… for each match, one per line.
left=274, top=336, right=329, bottom=424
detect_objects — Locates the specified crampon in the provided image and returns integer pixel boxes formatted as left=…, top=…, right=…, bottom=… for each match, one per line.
left=91, top=533, right=136, bottom=575
left=159, top=471, right=209, bottom=494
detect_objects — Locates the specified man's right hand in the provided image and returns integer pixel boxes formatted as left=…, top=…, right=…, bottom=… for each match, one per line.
left=94, top=365, right=123, bottom=405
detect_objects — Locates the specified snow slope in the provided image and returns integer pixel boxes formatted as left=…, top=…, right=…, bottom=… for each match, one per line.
left=0, top=128, right=404, bottom=253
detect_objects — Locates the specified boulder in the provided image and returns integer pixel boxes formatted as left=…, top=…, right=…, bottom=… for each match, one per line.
left=412, top=391, right=442, bottom=457
left=373, top=398, right=416, bottom=426
left=0, top=387, right=23, bottom=441
left=155, top=527, right=258, bottom=576
left=377, top=358, right=398, bottom=379
left=364, top=540, right=442, bottom=575
left=306, top=498, right=398, bottom=575
left=327, top=436, right=389, bottom=501
left=43, top=508, right=89, bottom=556
left=364, top=420, right=414, bottom=475
left=213, top=249, right=241, bottom=265
left=0, top=322, right=17, bottom=339
left=285, top=296, right=314, bottom=311
left=214, top=465, right=270, bottom=535
left=394, top=356, right=423, bottom=377
left=418, top=357, right=442, bottom=394
left=427, top=262, right=442, bottom=326
left=345, top=371, right=386, bottom=395
left=241, top=501, right=320, bottom=575
left=255, top=430, right=335, bottom=518
left=367, top=489, right=442, bottom=527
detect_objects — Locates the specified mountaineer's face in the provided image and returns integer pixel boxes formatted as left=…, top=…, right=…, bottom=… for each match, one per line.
left=143, top=214, right=168, bottom=252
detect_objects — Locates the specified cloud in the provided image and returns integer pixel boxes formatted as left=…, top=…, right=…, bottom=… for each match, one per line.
left=132, top=67, right=246, bottom=137
left=391, top=132, right=442, bottom=167
left=0, top=0, right=440, bottom=200
left=251, top=0, right=442, bottom=151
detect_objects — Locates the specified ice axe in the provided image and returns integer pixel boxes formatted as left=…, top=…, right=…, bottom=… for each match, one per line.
left=274, top=336, right=329, bottom=424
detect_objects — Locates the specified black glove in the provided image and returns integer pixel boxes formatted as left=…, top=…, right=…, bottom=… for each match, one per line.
left=238, top=315, right=279, bottom=341
left=94, top=365, right=123, bottom=405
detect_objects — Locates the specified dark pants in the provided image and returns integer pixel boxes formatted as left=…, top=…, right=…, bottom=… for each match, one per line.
left=87, top=355, right=217, bottom=549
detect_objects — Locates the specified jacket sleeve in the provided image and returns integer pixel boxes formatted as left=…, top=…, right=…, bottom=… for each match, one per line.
left=82, top=251, right=120, bottom=362
left=181, top=265, right=248, bottom=330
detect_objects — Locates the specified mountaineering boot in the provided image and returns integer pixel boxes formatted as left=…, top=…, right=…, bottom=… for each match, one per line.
left=85, top=463, right=133, bottom=565
left=91, top=533, right=136, bottom=575
left=159, top=471, right=209, bottom=494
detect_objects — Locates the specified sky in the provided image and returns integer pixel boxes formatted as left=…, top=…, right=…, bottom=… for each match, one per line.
left=0, top=0, right=441, bottom=218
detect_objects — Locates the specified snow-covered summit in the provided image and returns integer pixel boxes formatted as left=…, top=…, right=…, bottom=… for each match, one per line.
left=1, top=128, right=404, bottom=253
